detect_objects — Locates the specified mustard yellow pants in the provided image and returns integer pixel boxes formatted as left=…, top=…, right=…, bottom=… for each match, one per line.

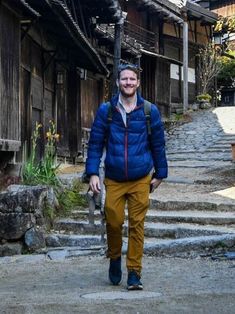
left=104, top=174, right=151, bottom=273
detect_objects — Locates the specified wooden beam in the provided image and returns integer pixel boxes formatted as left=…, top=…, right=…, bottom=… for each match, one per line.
left=0, top=139, right=21, bottom=152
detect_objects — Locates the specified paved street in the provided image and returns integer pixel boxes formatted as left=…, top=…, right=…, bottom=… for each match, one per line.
left=0, top=254, right=235, bottom=314
left=166, top=107, right=235, bottom=153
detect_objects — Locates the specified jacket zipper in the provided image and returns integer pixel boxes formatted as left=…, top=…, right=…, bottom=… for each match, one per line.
left=125, top=114, right=129, bottom=180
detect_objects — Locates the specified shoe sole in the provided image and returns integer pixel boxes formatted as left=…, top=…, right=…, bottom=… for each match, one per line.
left=127, top=284, right=143, bottom=291
left=109, top=279, right=122, bottom=286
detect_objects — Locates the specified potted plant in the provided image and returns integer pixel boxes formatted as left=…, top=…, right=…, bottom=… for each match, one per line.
left=196, top=94, right=212, bottom=109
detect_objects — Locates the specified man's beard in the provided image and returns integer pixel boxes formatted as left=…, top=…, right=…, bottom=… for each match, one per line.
left=119, top=86, right=137, bottom=98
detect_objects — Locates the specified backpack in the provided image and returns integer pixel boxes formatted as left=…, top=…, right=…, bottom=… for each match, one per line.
left=106, top=100, right=152, bottom=135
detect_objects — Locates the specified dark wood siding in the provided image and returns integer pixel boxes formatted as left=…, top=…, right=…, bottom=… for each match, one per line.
left=68, top=68, right=81, bottom=157
left=19, top=68, right=31, bottom=160
left=141, top=56, right=170, bottom=117
left=20, top=30, right=56, bottom=159
left=155, top=58, right=171, bottom=117
left=141, top=56, right=156, bottom=103
left=80, top=76, right=103, bottom=129
left=0, top=4, right=20, bottom=144
left=56, top=67, right=69, bottom=157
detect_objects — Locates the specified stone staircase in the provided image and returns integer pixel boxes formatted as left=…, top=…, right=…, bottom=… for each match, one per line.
left=45, top=195, right=235, bottom=258
left=45, top=108, right=235, bottom=259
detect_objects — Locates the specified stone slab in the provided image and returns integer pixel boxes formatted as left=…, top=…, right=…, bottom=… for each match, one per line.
left=81, top=291, right=162, bottom=300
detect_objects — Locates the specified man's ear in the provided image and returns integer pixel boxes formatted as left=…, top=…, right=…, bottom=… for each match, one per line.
left=116, top=79, right=119, bottom=87
left=137, top=79, right=140, bottom=88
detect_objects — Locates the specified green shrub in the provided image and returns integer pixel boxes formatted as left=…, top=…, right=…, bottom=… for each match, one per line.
left=56, top=181, right=87, bottom=216
left=196, top=94, right=212, bottom=102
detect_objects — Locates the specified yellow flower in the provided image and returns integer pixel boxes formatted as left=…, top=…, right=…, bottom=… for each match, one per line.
left=36, top=122, right=43, bottom=129
left=46, top=131, right=52, bottom=139
left=54, top=133, right=60, bottom=141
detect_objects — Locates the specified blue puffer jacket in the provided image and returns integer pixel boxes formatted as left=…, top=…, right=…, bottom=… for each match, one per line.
left=86, top=93, right=168, bottom=181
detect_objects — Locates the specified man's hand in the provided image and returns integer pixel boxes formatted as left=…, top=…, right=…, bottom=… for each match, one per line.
left=150, top=178, right=162, bottom=193
left=89, top=175, right=101, bottom=194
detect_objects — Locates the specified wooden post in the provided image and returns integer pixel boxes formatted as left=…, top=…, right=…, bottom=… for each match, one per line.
left=183, top=21, right=188, bottom=113
left=112, top=19, right=123, bottom=96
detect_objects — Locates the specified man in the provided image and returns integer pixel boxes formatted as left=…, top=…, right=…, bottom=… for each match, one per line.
left=86, top=64, right=168, bottom=290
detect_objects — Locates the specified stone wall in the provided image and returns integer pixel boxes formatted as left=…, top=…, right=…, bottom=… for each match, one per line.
left=0, top=185, right=55, bottom=256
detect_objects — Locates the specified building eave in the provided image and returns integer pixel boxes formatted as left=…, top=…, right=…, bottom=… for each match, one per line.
left=27, top=0, right=109, bottom=75
left=184, top=1, right=218, bottom=24
left=137, top=0, right=183, bottom=24
left=141, top=48, right=183, bottom=65
left=49, top=0, right=109, bottom=75
left=3, top=0, right=40, bottom=18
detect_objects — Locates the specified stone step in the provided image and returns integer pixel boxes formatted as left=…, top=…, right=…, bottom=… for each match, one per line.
left=53, top=219, right=235, bottom=239
left=46, top=233, right=103, bottom=248
left=53, top=219, right=104, bottom=235
left=43, top=233, right=235, bottom=259
left=205, top=148, right=232, bottom=152
left=72, top=199, right=235, bottom=216
left=143, top=233, right=235, bottom=257
left=209, top=143, right=233, bottom=148
left=167, top=156, right=231, bottom=162
left=168, top=160, right=232, bottom=168
left=217, top=135, right=235, bottom=141
left=70, top=209, right=235, bottom=225
left=149, top=199, right=235, bottom=212
left=147, top=210, right=235, bottom=225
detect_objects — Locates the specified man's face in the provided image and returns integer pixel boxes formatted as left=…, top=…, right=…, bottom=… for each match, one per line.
left=117, top=69, right=140, bottom=98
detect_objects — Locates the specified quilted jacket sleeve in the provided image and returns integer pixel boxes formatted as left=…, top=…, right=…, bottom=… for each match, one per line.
left=85, top=103, right=108, bottom=177
left=150, top=104, right=168, bottom=179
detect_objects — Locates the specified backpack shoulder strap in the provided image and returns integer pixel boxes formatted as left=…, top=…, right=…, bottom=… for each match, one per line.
left=106, top=100, right=152, bottom=134
left=143, top=100, right=152, bottom=136
left=106, top=101, right=112, bottom=123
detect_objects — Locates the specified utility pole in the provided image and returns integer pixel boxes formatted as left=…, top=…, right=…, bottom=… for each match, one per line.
left=183, top=20, right=189, bottom=113
left=112, top=18, right=124, bottom=96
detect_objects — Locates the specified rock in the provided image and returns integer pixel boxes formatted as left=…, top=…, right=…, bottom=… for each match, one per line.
left=0, top=213, right=35, bottom=240
left=24, top=227, right=46, bottom=252
left=46, top=249, right=68, bottom=260
left=1, top=185, right=48, bottom=214
left=0, top=242, right=22, bottom=256
left=199, top=102, right=211, bottom=109
left=46, top=187, right=59, bottom=209
left=45, top=234, right=62, bottom=247
left=191, top=103, right=199, bottom=111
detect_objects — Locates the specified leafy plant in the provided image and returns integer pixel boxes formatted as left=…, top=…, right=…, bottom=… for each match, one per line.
left=56, top=180, right=87, bottom=215
left=196, top=94, right=212, bottom=102
left=214, top=17, right=235, bottom=34
left=217, top=51, right=235, bottom=88
left=22, top=120, right=60, bottom=186
left=22, top=122, right=87, bottom=221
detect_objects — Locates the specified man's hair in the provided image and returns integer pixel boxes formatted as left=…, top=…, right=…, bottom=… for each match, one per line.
left=117, top=63, right=141, bottom=79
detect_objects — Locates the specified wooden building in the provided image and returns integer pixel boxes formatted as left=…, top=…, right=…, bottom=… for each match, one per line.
left=0, top=1, right=39, bottom=171
left=0, top=0, right=113, bottom=173
left=97, top=0, right=217, bottom=115
left=91, top=0, right=217, bottom=115
left=0, top=0, right=218, bottom=174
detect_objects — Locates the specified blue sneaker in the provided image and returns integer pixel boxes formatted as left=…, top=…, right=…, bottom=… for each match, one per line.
left=127, top=270, right=143, bottom=290
left=109, top=256, right=122, bottom=285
